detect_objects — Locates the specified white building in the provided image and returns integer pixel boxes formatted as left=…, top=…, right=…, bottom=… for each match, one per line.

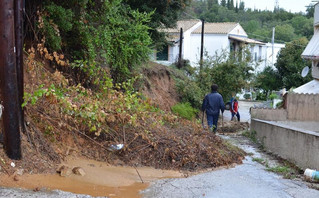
left=296, top=2, right=319, bottom=94
left=154, top=19, right=285, bottom=72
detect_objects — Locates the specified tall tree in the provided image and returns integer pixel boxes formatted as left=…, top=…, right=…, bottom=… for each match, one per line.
left=239, top=1, right=245, bottom=10
left=124, top=0, right=191, bottom=46
left=235, top=0, right=238, bottom=13
left=221, top=0, right=226, bottom=7
left=275, top=37, right=312, bottom=89
left=254, top=66, right=282, bottom=96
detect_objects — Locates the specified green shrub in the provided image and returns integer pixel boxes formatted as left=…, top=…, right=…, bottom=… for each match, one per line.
left=269, top=93, right=278, bottom=100
left=244, top=93, right=251, bottom=100
left=171, top=102, right=198, bottom=120
left=175, top=78, right=204, bottom=109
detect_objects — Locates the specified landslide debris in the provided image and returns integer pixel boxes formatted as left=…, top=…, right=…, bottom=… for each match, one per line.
left=0, top=54, right=246, bottom=175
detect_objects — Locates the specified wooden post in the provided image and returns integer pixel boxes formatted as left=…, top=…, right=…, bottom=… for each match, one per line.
left=178, top=27, right=183, bottom=69
left=200, top=19, right=205, bottom=70
left=0, top=0, right=22, bottom=160
left=15, top=0, right=25, bottom=132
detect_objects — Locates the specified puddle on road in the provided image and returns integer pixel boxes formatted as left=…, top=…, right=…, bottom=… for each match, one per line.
left=0, top=157, right=183, bottom=197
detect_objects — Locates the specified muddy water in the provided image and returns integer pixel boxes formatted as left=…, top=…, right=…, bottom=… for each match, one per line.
left=0, top=157, right=182, bottom=197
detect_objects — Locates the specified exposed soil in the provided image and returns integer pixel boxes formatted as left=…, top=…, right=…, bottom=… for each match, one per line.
left=140, top=62, right=180, bottom=111
left=0, top=56, right=248, bottom=196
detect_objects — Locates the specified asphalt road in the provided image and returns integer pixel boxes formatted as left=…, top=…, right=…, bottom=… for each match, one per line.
left=142, top=134, right=319, bottom=198
left=223, top=101, right=262, bottom=123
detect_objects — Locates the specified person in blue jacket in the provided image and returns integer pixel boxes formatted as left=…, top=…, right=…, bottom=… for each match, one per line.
left=202, top=84, right=225, bottom=133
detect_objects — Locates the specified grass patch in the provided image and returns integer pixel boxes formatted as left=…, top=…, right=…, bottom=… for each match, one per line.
left=171, top=102, right=198, bottom=120
left=242, top=130, right=257, bottom=143
left=252, top=157, right=264, bottom=163
left=266, top=165, right=296, bottom=179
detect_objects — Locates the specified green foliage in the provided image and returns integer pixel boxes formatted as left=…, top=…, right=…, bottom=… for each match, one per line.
left=207, top=50, right=254, bottom=101
left=243, top=93, right=251, bottom=100
left=275, top=37, right=312, bottom=89
left=242, top=130, right=257, bottom=143
left=175, top=77, right=204, bottom=109
left=275, top=24, right=296, bottom=42
left=252, top=157, right=265, bottom=163
left=171, top=102, right=198, bottom=120
left=41, top=3, right=74, bottom=51
left=31, top=0, right=153, bottom=84
left=190, top=1, right=313, bottom=43
left=124, top=0, right=191, bottom=46
left=269, top=93, right=278, bottom=100
left=254, top=66, right=282, bottom=96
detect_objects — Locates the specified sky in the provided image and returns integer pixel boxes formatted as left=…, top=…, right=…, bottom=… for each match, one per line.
left=241, top=0, right=314, bottom=13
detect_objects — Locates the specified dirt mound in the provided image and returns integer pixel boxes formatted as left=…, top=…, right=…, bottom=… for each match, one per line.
left=140, top=62, right=179, bottom=111
left=219, top=121, right=249, bottom=133
left=0, top=57, right=246, bottom=176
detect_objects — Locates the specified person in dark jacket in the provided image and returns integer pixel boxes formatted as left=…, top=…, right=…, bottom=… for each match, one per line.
left=202, top=84, right=225, bottom=133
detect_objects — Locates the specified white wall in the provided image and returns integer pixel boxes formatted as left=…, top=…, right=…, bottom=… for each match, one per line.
left=187, top=34, right=230, bottom=66
left=229, top=25, right=248, bottom=37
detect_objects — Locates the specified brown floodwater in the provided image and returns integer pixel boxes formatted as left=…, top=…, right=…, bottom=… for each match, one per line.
left=0, top=157, right=183, bottom=197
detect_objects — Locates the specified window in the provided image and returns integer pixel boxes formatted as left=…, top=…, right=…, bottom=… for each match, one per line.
left=156, top=45, right=169, bottom=61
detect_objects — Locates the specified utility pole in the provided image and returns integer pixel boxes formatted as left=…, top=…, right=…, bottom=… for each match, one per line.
left=0, top=0, right=22, bottom=159
left=15, top=0, right=25, bottom=132
left=272, top=27, right=275, bottom=67
left=178, top=28, right=183, bottom=69
left=200, top=19, right=205, bottom=71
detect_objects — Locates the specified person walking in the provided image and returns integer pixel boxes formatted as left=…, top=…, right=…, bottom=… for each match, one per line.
left=230, top=98, right=240, bottom=122
left=202, top=84, right=225, bottom=133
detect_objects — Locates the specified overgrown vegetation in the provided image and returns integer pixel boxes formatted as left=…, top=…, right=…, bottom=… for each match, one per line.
left=173, top=49, right=254, bottom=108
left=171, top=102, right=198, bottom=120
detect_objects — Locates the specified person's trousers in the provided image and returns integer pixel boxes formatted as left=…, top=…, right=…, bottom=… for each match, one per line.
left=206, top=113, right=219, bottom=132
left=231, top=112, right=240, bottom=121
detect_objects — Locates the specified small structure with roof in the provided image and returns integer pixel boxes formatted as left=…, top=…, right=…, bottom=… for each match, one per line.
left=154, top=19, right=284, bottom=69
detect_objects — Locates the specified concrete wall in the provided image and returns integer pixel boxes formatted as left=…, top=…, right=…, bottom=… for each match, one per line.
left=286, top=93, right=319, bottom=121
left=251, top=119, right=319, bottom=170
left=251, top=93, right=319, bottom=122
left=250, top=108, right=287, bottom=121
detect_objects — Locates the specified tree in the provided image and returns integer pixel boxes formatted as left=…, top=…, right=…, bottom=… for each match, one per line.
left=239, top=1, right=245, bottom=10
left=198, top=49, right=254, bottom=101
left=306, top=4, right=315, bottom=18
left=275, top=37, right=312, bottom=89
left=290, top=16, right=314, bottom=39
left=124, top=0, right=191, bottom=46
left=221, top=0, right=226, bottom=7
left=275, top=24, right=296, bottom=42
left=254, top=66, right=282, bottom=96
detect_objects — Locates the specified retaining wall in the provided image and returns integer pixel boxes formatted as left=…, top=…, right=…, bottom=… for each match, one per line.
left=286, top=93, right=319, bottom=121
left=251, top=119, right=319, bottom=170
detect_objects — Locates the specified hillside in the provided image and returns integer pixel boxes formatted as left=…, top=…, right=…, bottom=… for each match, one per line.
left=0, top=54, right=246, bottom=176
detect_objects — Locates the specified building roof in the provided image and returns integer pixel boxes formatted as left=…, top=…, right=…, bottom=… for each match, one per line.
left=229, top=35, right=265, bottom=45
left=161, top=19, right=201, bottom=33
left=293, top=79, right=319, bottom=94
left=192, top=22, right=239, bottom=34
left=302, top=29, right=319, bottom=60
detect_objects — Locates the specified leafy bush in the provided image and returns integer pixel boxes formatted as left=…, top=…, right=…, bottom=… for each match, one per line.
left=256, top=91, right=267, bottom=101
left=175, top=78, right=204, bottom=109
left=244, top=93, right=251, bottom=100
left=269, top=93, right=278, bottom=100
left=171, top=102, right=198, bottom=120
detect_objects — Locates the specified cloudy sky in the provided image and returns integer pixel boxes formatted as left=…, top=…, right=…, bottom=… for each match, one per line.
left=240, top=0, right=314, bottom=13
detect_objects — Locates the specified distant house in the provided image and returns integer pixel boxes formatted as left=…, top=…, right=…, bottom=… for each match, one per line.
left=153, top=19, right=284, bottom=71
